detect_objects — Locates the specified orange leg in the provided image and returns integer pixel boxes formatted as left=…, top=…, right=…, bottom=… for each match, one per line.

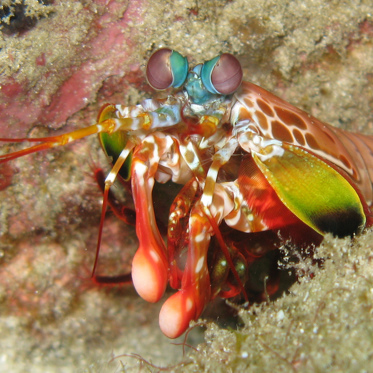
left=167, top=177, right=199, bottom=289
left=159, top=202, right=213, bottom=339
left=94, top=167, right=135, bottom=226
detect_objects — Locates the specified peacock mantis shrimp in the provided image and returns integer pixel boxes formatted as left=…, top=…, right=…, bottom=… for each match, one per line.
left=1, top=49, right=372, bottom=338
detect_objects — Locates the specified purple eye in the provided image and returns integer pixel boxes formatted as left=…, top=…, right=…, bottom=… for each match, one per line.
left=146, top=49, right=188, bottom=90
left=201, top=53, right=243, bottom=95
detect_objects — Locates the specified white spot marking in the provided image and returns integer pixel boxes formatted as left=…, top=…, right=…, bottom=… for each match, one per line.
left=194, top=232, right=205, bottom=243
left=186, top=297, right=193, bottom=312
left=276, top=310, right=285, bottom=321
left=149, top=249, right=160, bottom=263
left=105, top=172, right=116, bottom=184
left=195, top=256, right=205, bottom=274
left=207, top=167, right=218, bottom=181
left=253, top=135, right=261, bottom=145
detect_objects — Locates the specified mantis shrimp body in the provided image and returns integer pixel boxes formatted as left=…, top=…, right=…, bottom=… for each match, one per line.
left=1, top=49, right=372, bottom=338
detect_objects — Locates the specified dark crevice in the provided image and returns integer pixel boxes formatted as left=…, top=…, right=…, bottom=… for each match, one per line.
left=0, top=0, right=54, bottom=35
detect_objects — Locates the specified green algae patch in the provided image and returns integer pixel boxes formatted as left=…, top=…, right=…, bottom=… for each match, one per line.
left=181, top=230, right=373, bottom=372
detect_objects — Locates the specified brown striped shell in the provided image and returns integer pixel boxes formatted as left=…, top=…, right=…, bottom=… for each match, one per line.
left=233, top=82, right=373, bottom=206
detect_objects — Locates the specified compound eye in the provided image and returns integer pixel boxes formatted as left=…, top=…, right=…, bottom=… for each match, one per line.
left=146, top=48, right=188, bottom=90
left=201, top=53, right=243, bottom=95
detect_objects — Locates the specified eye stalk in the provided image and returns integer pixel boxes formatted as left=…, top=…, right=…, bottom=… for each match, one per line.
left=146, top=48, right=188, bottom=90
left=201, top=53, right=243, bottom=95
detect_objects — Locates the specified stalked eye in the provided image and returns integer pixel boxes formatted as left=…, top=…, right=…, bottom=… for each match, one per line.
left=146, top=48, right=188, bottom=90
left=201, top=53, right=243, bottom=95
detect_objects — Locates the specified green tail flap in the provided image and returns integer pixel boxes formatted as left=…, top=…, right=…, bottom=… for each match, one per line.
left=252, top=143, right=366, bottom=237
